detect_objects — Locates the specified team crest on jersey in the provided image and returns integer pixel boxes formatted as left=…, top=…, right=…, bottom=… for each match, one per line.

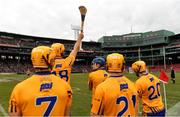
left=40, top=82, right=53, bottom=91
left=104, top=74, right=108, bottom=77
left=150, top=77, right=154, bottom=82
left=56, top=64, right=62, bottom=68
left=120, top=83, right=128, bottom=91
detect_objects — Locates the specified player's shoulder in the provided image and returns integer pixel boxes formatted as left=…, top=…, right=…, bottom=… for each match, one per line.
left=95, top=79, right=107, bottom=91
left=120, top=76, right=137, bottom=93
left=97, top=77, right=112, bottom=88
left=54, top=58, right=65, bottom=63
left=122, top=76, right=135, bottom=84
left=148, top=73, right=160, bottom=82
left=99, top=70, right=109, bottom=76
left=98, top=69, right=106, bottom=73
left=89, top=71, right=96, bottom=79
left=89, top=70, right=100, bottom=77
left=51, top=74, right=68, bottom=84
left=135, top=77, right=142, bottom=84
left=89, top=70, right=97, bottom=75
left=136, top=75, right=146, bottom=83
left=90, top=70, right=108, bottom=76
left=13, top=75, right=36, bottom=91
left=98, top=76, right=110, bottom=84
left=149, top=73, right=158, bottom=78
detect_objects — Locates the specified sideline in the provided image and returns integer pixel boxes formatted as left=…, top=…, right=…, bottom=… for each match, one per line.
left=167, top=101, right=180, bottom=116
left=0, top=104, right=8, bottom=116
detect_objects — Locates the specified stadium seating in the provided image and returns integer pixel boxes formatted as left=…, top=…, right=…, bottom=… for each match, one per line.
left=0, top=31, right=179, bottom=73
left=0, top=59, right=32, bottom=73
left=150, top=64, right=180, bottom=72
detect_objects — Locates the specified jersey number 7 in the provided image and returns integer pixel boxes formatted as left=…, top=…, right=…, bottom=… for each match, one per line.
left=36, top=96, right=57, bottom=117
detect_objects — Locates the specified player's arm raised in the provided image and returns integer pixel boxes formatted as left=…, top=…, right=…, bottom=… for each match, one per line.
left=69, top=32, right=84, bottom=57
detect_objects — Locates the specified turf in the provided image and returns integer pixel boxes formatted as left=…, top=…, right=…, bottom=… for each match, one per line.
left=0, top=72, right=179, bottom=116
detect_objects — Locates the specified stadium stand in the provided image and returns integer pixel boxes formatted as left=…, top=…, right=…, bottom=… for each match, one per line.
left=0, top=30, right=179, bottom=73
left=0, top=31, right=101, bottom=73
left=99, top=30, right=180, bottom=72
left=0, top=57, right=32, bottom=73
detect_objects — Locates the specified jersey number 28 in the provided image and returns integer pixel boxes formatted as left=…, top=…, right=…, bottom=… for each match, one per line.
left=59, top=70, right=68, bottom=81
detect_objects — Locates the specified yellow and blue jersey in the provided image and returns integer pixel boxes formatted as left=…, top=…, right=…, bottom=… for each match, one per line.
left=135, top=73, right=164, bottom=115
left=91, top=75, right=138, bottom=116
left=8, top=71, right=72, bottom=116
left=52, top=55, right=75, bottom=84
left=88, top=70, right=108, bottom=101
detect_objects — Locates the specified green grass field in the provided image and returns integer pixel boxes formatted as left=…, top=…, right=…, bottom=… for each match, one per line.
left=0, top=72, right=179, bottom=116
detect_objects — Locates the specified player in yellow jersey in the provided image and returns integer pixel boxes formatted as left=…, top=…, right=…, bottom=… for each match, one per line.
left=88, top=57, right=108, bottom=104
left=91, top=53, right=138, bottom=116
left=8, top=46, right=72, bottom=116
left=50, top=32, right=84, bottom=84
left=132, top=60, right=165, bottom=116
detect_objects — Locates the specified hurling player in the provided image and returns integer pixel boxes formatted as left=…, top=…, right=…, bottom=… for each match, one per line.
left=91, top=53, right=138, bottom=116
left=88, top=57, right=108, bottom=104
left=50, top=32, right=84, bottom=84
left=9, top=46, right=72, bottom=116
left=132, top=60, right=165, bottom=116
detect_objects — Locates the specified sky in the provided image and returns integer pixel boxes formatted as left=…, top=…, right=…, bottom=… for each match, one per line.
left=0, top=0, right=180, bottom=41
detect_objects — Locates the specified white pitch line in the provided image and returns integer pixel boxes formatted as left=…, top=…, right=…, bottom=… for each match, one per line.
left=167, top=101, right=180, bottom=116
left=0, top=104, right=8, bottom=116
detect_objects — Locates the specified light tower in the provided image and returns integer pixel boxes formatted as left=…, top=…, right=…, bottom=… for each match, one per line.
left=71, top=25, right=83, bottom=50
